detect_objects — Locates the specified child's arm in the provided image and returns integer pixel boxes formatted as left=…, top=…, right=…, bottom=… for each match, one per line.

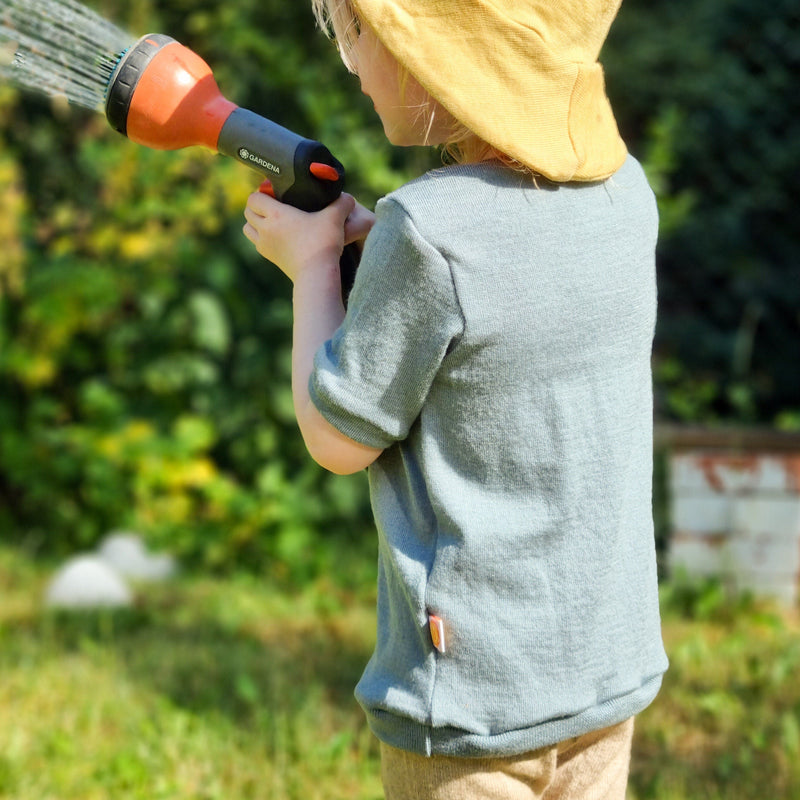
left=243, top=191, right=383, bottom=474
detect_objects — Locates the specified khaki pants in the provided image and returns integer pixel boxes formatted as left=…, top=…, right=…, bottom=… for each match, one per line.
left=380, top=718, right=634, bottom=800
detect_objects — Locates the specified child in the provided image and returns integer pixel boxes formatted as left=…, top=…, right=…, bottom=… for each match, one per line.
left=242, top=1, right=668, bottom=797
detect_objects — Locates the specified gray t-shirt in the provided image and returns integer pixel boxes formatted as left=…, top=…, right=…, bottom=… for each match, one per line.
left=310, top=156, right=668, bottom=758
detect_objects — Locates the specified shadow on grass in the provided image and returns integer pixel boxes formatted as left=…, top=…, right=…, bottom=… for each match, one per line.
left=6, top=572, right=799, bottom=800
left=2, top=591, right=374, bottom=736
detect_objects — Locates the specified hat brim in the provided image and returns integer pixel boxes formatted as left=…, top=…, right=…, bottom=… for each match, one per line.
left=352, top=0, right=627, bottom=181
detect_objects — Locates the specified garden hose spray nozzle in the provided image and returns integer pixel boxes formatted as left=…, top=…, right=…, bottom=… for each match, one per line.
left=104, top=34, right=357, bottom=297
left=104, top=34, right=345, bottom=210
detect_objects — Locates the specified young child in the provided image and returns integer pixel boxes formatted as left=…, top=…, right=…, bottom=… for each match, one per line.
left=242, top=1, right=669, bottom=797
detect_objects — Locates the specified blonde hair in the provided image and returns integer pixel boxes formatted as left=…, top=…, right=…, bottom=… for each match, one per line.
left=311, top=0, right=361, bottom=72
left=312, top=0, right=529, bottom=172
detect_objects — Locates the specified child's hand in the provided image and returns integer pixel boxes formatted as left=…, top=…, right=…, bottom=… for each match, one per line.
left=242, top=192, right=375, bottom=283
left=342, top=198, right=376, bottom=254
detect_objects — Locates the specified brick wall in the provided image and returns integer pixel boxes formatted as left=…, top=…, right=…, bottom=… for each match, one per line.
left=660, top=427, right=800, bottom=606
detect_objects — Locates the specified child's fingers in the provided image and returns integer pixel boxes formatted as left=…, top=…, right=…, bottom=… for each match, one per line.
left=243, top=205, right=266, bottom=228
left=242, top=221, right=258, bottom=244
left=326, top=192, right=357, bottom=226
left=242, top=190, right=358, bottom=278
left=242, top=209, right=268, bottom=248
left=245, top=189, right=283, bottom=219
left=246, top=190, right=354, bottom=224
left=343, top=196, right=376, bottom=245
left=243, top=192, right=300, bottom=247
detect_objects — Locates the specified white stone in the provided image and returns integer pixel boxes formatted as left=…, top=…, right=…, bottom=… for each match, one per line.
left=97, top=532, right=176, bottom=581
left=45, top=555, right=133, bottom=609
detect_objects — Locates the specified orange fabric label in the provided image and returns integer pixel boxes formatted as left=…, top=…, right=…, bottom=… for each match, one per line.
left=429, top=614, right=446, bottom=653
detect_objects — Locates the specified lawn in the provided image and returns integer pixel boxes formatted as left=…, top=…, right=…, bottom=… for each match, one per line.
left=1, top=545, right=798, bottom=800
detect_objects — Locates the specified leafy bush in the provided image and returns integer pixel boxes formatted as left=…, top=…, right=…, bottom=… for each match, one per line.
left=0, top=0, right=405, bottom=573
left=605, top=0, right=800, bottom=423
left=1, top=0, right=798, bottom=570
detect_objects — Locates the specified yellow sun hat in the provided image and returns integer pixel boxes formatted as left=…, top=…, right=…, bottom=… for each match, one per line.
left=350, top=0, right=628, bottom=182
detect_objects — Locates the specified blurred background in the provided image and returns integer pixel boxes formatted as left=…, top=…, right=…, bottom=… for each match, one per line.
left=0, top=0, right=798, bottom=798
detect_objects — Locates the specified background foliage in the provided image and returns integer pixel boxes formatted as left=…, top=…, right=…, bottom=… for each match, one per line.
left=0, top=0, right=797, bottom=571
left=604, top=0, right=800, bottom=424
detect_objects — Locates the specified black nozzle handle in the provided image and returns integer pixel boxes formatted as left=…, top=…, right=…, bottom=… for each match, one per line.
left=218, top=109, right=343, bottom=212
left=218, top=108, right=359, bottom=303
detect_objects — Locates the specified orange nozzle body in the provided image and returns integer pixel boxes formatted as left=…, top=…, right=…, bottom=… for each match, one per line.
left=122, top=39, right=237, bottom=151
left=105, top=34, right=355, bottom=303
left=105, top=34, right=347, bottom=214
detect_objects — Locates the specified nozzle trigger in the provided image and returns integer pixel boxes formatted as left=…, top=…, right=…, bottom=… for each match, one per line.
left=258, top=180, right=275, bottom=197
left=309, top=162, right=341, bottom=182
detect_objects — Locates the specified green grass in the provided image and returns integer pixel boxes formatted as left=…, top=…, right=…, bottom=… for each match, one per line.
left=631, top=577, right=800, bottom=800
left=1, top=546, right=799, bottom=799
left=0, top=547, right=383, bottom=800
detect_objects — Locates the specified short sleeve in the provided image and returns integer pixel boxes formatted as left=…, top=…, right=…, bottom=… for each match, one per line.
left=309, top=198, right=464, bottom=449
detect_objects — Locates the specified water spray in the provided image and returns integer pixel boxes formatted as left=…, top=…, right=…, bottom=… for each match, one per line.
left=0, top=0, right=358, bottom=299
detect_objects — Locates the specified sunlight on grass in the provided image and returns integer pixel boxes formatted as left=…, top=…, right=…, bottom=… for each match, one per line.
left=0, top=546, right=383, bottom=800
left=630, top=578, right=800, bottom=800
left=1, top=546, right=798, bottom=799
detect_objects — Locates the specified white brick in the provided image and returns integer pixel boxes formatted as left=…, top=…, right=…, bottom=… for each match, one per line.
left=728, top=529, right=800, bottom=574
left=757, top=458, right=797, bottom=493
left=669, top=535, right=732, bottom=575
left=669, top=455, right=710, bottom=493
left=672, top=493, right=733, bottom=533
left=667, top=445, right=800, bottom=606
left=731, top=497, right=800, bottom=538
left=670, top=453, right=800, bottom=496
left=669, top=453, right=759, bottom=494
left=732, top=571, right=798, bottom=605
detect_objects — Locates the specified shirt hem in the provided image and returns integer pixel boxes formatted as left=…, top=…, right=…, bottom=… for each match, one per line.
left=362, top=672, right=664, bottom=758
